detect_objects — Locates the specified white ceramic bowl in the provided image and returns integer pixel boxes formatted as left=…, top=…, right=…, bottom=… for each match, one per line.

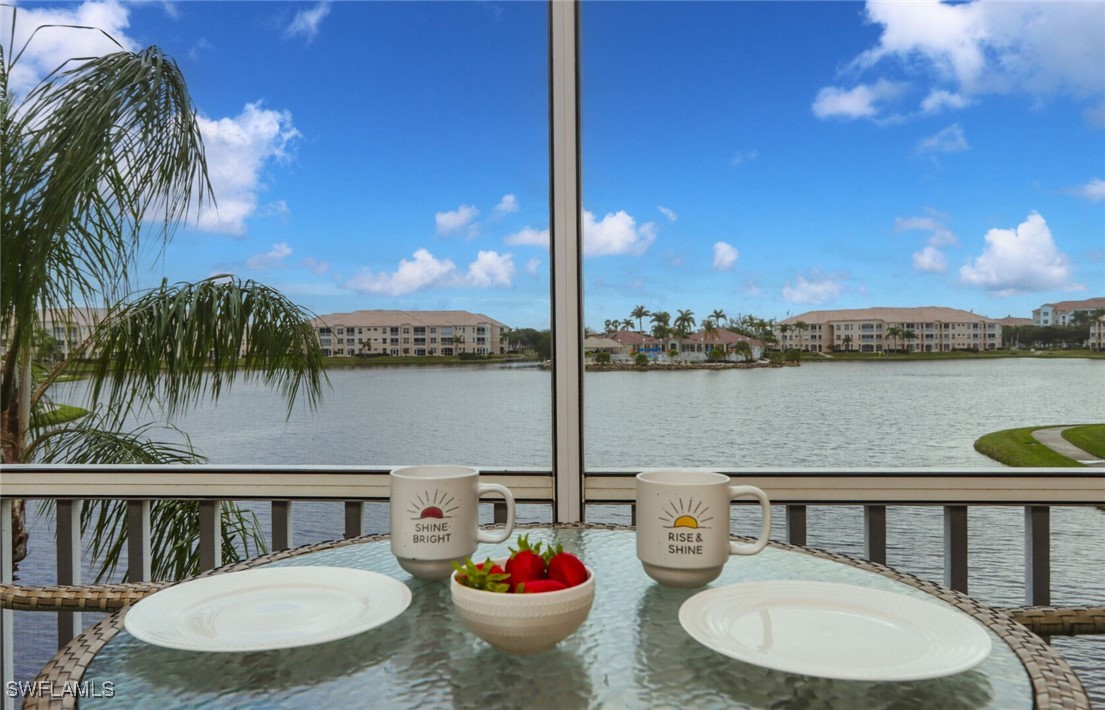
left=450, top=563, right=595, bottom=655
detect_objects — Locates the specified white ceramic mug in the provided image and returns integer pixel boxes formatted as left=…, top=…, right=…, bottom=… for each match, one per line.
left=636, top=470, right=772, bottom=588
left=390, top=465, right=516, bottom=580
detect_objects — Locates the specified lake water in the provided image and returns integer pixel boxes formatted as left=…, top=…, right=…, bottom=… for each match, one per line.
left=14, top=358, right=1105, bottom=703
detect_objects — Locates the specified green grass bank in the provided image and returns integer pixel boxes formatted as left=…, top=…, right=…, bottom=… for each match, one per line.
left=974, top=424, right=1105, bottom=467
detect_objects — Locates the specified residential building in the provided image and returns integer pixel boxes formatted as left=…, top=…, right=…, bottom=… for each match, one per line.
left=606, top=329, right=764, bottom=362
left=1090, top=315, right=1105, bottom=351
left=311, top=310, right=508, bottom=357
left=0, top=308, right=108, bottom=361
left=777, top=307, right=1002, bottom=353
left=1031, top=297, right=1105, bottom=326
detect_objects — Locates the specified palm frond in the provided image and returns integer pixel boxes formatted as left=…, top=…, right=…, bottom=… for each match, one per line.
left=2, top=30, right=211, bottom=413
left=30, top=418, right=267, bottom=581
left=83, top=276, right=327, bottom=423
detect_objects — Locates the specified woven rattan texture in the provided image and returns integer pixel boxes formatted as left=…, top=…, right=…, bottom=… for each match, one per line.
left=23, top=524, right=1089, bottom=710
left=1001, top=606, right=1105, bottom=637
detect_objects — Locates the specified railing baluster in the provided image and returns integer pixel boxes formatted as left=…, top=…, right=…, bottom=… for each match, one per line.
left=344, top=502, right=363, bottom=539
left=864, top=505, right=887, bottom=565
left=2, top=498, right=14, bottom=710
left=1025, top=505, right=1050, bottom=607
left=127, top=500, right=152, bottom=582
left=943, top=505, right=969, bottom=593
left=198, top=501, right=222, bottom=571
left=785, top=505, right=807, bottom=546
left=273, top=501, right=294, bottom=549
left=56, top=499, right=82, bottom=646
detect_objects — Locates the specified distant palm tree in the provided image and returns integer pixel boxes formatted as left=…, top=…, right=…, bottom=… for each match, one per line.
left=623, top=318, right=635, bottom=331
left=902, top=329, right=918, bottom=353
left=841, top=334, right=853, bottom=351
left=777, top=323, right=792, bottom=351
left=886, top=326, right=904, bottom=353
left=710, top=309, right=727, bottom=327
left=674, top=309, right=696, bottom=337
left=630, top=305, right=651, bottom=332
left=650, top=311, right=671, bottom=339
left=1, top=14, right=325, bottom=577
left=702, top=319, right=718, bottom=354
left=793, top=320, right=810, bottom=350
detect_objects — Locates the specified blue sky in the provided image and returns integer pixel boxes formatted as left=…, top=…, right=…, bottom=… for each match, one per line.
left=7, top=1, right=1104, bottom=329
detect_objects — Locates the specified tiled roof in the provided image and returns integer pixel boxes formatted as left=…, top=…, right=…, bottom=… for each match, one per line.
left=311, top=310, right=507, bottom=328
left=1038, top=297, right=1105, bottom=312
left=781, top=306, right=996, bottom=325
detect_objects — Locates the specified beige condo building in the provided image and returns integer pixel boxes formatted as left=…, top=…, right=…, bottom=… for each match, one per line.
left=311, top=310, right=508, bottom=357
left=777, top=307, right=1002, bottom=353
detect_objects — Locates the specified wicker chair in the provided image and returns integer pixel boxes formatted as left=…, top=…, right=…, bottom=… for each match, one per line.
left=1, top=581, right=171, bottom=613
left=999, top=605, right=1105, bottom=637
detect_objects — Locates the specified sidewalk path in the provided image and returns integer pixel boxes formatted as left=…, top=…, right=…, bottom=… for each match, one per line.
left=1031, top=426, right=1105, bottom=467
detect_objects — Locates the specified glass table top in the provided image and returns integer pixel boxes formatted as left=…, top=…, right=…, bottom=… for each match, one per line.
left=80, top=528, right=1031, bottom=709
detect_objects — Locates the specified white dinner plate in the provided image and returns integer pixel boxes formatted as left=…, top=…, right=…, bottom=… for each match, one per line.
left=678, top=580, right=991, bottom=681
left=124, top=566, right=411, bottom=652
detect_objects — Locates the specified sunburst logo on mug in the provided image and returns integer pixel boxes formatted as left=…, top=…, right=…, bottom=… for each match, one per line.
left=407, top=490, right=459, bottom=520
left=659, top=498, right=713, bottom=529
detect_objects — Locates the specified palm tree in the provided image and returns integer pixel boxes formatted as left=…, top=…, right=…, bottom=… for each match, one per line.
left=674, top=309, right=696, bottom=337
left=793, top=320, right=810, bottom=351
left=841, top=334, right=853, bottom=352
left=709, top=309, right=727, bottom=327
left=902, top=329, right=918, bottom=353
left=1, top=14, right=326, bottom=577
left=777, top=323, right=791, bottom=351
left=622, top=318, right=634, bottom=332
left=885, top=326, right=904, bottom=353
left=702, top=319, right=718, bottom=354
left=630, top=305, right=650, bottom=332
left=650, top=311, right=671, bottom=339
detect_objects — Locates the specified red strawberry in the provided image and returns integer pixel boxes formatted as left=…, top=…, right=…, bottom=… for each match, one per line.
left=546, top=548, right=588, bottom=588
left=505, top=534, right=547, bottom=591
left=516, top=579, right=567, bottom=594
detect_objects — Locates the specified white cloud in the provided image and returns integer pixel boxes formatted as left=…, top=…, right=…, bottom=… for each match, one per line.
left=912, top=245, right=948, bottom=273
left=345, top=248, right=514, bottom=296
left=712, top=241, right=739, bottom=271
left=782, top=274, right=844, bottom=305
left=526, top=258, right=541, bottom=275
left=285, top=2, right=331, bottom=43
left=504, top=226, right=549, bottom=247
left=811, top=80, right=905, bottom=120
left=435, top=204, right=480, bottom=236
left=246, top=242, right=292, bottom=270
left=921, top=89, right=970, bottom=114
left=494, top=194, right=519, bottom=215
left=1070, top=178, right=1105, bottom=202
left=831, top=1, right=1105, bottom=120
left=897, top=212, right=958, bottom=274
left=194, top=103, right=300, bottom=235
left=959, top=212, right=1078, bottom=295
left=503, top=209, right=657, bottom=256
left=657, top=206, right=678, bottom=222
left=583, top=210, right=656, bottom=256
left=895, top=215, right=957, bottom=247
left=916, top=123, right=969, bottom=155
left=301, top=257, right=330, bottom=275
left=730, top=149, right=759, bottom=166
left=463, top=251, right=515, bottom=287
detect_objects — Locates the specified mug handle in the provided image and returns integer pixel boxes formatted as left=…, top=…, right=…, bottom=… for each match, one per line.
left=476, top=483, right=516, bottom=544
left=728, top=485, right=772, bottom=556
